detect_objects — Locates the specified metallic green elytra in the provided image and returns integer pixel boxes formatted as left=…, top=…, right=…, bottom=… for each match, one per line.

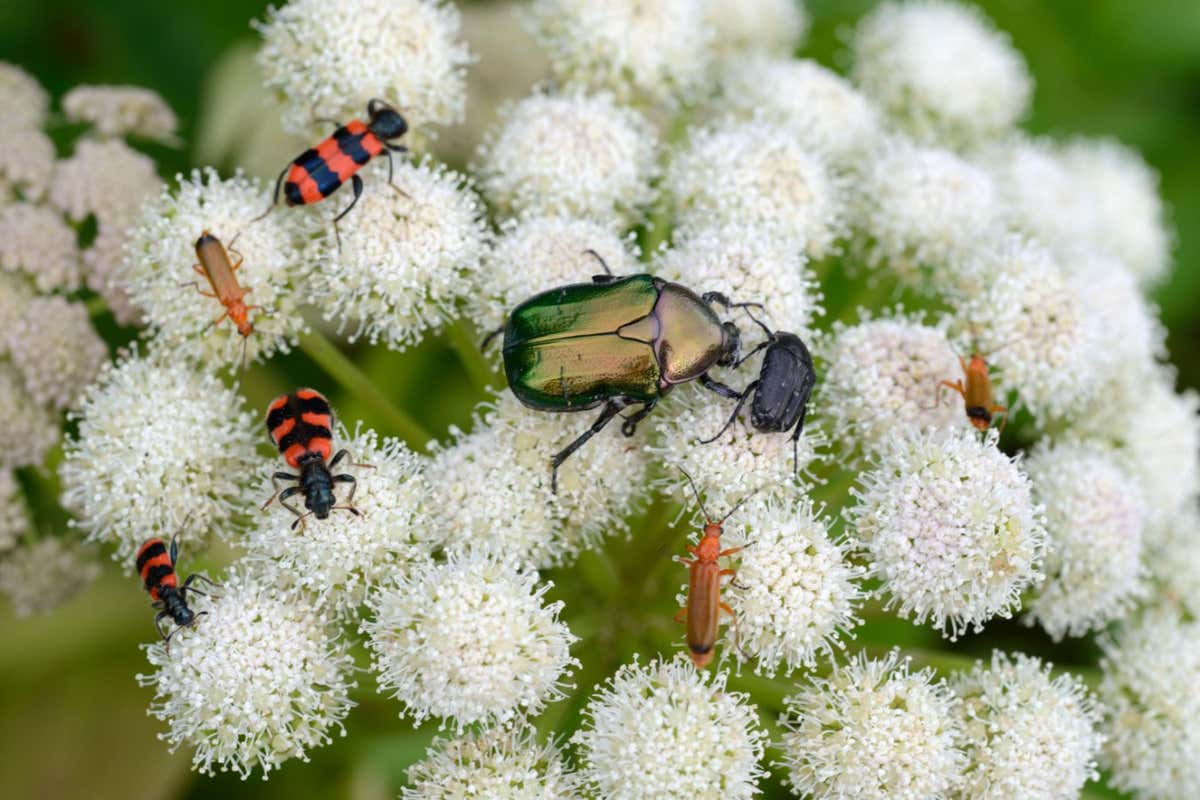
left=499, top=273, right=744, bottom=491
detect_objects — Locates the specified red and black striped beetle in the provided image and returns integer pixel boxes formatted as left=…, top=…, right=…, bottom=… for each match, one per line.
left=268, top=99, right=408, bottom=228
left=136, top=536, right=217, bottom=646
left=263, top=388, right=362, bottom=528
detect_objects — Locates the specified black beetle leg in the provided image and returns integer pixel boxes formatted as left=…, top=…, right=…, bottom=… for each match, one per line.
left=703, top=292, right=767, bottom=315
left=382, top=149, right=411, bottom=199
left=333, top=472, right=357, bottom=506
left=253, top=166, right=287, bottom=222
left=332, top=174, right=364, bottom=249
left=550, top=398, right=630, bottom=493
left=277, top=486, right=306, bottom=521
left=731, top=340, right=771, bottom=369
left=154, top=610, right=172, bottom=642
left=698, top=381, right=758, bottom=444
left=620, top=398, right=658, bottom=436
left=582, top=248, right=613, bottom=275
left=328, top=449, right=349, bottom=469
left=262, top=471, right=299, bottom=510
left=182, top=573, right=221, bottom=593
left=699, top=373, right=742, bottom=400
left=480, top=325, right=504, bottom=351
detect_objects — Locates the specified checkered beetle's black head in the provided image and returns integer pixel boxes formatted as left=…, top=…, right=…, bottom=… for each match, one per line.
left=367, top=100, right=408, bottom=141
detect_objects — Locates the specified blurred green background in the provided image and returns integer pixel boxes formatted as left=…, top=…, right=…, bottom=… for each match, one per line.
left=0, top=1, right=1196, bottom=797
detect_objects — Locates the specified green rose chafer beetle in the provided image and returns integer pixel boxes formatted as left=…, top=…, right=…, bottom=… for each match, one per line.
left=491, top=265, right=751, bottom=491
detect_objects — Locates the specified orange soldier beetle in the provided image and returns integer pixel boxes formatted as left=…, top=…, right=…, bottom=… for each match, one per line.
left=673, top=470, right=756, bottom=669
left=187, top=231, right=263, bottom=368
left=938, top=352, right=1008, bottom=433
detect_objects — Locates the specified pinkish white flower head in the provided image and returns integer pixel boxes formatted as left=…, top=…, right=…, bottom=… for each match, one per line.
left=5, top=296, right=107, bottom=411
left=528, top=0, right=716, bottom=109
left=403, top=724, right=583, bottom=800
left=1060, top=137, right=1171, bottom=285
left=255, top=0, right=471, bottom=138
left=1023, top=440, right=1145, bottom=640
left=819, top=314, right=970, bottom=459
left=719, top=57, right=882, bottom=168
left=0, top=538, right=100, bottom=617
left=62, top=85, right=177, bottom=141
left=469, top=215, right=640, bottom=335
left=718, top=499, right=865, bottom=675
left=706, top=0, right=808, bottom=58
left=0, top=272, right=34, bottom=356
left=0, top=128, right=54, bottom=203
left=850, top=0, right=1031, bottom=146
left=779, top=650, right=964, bottom=800
left=0, top=362, right=59, bottom=470
left=958, top=238, right=1103, bottom=422
left=855, top=137, right=1003, bottom=288
left=362, top=554, right=578, bottom=730
left=972, top=135, right=1094, bottom=260
left=1099, top=610, right=1200, bottom=798
left=0, top=203, right=81, bottom=292
left=310, top=158, right=487, bottom=349
left=426, top=392, right=651, bottom=569
left=246, top=424, right=431, bottom=616
left=665, top=118, right=846, bottom=258
left=475, top=90, right=657, bottom=223
left=953, top=651, right=1102, bottom=800
left=0, top=470, right=30, bottom=553
left=649, top=383, right=825, bottom=513
left=0, top=63, right=49, bottom=130
left=1073, top=253, right=1165, bottom=378
left=83, top=224, right=143, bottom=326
left=121, top=168, right=313, bottom=370
left=572, top=656, right=766, bottom=800
left=1111, top=376, right=1200, bottom=529
left=1148, top=505, right=1200, bottom=618
left=59, top=355, right=260, bottom=564
left=847, top=428, right=1045, bottom=639
left=136, top=570, right=356, bottom=779
left=654, top=223, right=821, bottom=336
left=49, top=138, right=162, bottom=226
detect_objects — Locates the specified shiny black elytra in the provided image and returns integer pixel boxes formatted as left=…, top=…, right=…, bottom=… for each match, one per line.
left=701, top=314, right=816, bottom=476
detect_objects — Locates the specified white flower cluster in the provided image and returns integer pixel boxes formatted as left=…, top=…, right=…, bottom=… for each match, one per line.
left=1099, top=611, right=1200, bottom=798
left=59, top=354, right=260, bottom=564
left=0, top=67, right=169, bottom=612
left=121, top=168, right=314, bottom=370
left=4, top=0, right=1193, bottom=794
left=572, top=656, right=766, bottom=799
left=255, top=0, right=471, bottom=138
left=427, top=391, right=650, bottom=568
left=1023, top=440, right=1146, bottom=639
left=362, top=554, right=578, bottom=730
left=780, top=650, right=964, bottom=800
left=955, top=651, right=1102, bottom=800
left=137, top=571, right=357, bottom=779
left=848, top=428, right=1045, bottom=638
left=404, top=724, right=582, bottom=799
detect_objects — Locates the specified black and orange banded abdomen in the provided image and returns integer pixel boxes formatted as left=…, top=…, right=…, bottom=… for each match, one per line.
left=136, top=537, right=177, bottom=601
left=266, top=388, right=335, bottom=468
left=283, top=120, right=384, bottom=207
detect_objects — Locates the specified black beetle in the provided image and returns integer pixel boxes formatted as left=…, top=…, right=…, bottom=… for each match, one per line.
left=700, top=313, right=816, bottom=476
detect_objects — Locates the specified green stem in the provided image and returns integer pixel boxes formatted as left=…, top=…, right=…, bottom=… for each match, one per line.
left=297, top=329, right=432, bottom=450
left=445, top=319, right=499, bottom=392
left=85, top=295, right=109, bottom=318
